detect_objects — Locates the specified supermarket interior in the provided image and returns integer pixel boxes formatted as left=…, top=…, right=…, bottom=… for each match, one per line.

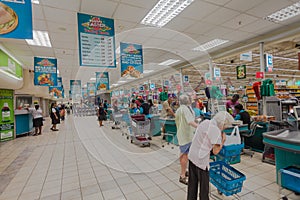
left=1, top=0, right=300, bottom=200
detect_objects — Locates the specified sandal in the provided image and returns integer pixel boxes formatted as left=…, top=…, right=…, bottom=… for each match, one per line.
left=179, top=176, right=188, bottom=185
left=185, top=171, right=189, bottom=177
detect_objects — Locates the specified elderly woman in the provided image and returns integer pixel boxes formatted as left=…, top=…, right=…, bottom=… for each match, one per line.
left=187, top=111, right=234, bottom=200
left=175, top=94, right=198, bottom=185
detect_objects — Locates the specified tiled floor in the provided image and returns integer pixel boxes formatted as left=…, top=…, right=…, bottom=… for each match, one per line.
left=0, top=115, right=299, bottom=200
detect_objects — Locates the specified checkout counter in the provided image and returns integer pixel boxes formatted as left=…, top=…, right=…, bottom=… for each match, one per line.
left=159, top=117, right=178, bottom=145
left=15, top=109, right=33, bottom=136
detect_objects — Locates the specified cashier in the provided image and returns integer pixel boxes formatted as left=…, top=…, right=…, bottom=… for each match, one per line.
left=226, top=94, right=240, bottom=117
left=234, top=104, right=251, bottom=125
left=161, top=97, right=175, bottom=118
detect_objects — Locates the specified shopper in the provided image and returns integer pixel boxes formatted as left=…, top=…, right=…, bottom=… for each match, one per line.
left=60, top=104, right=65, bottom=121
left=98, top=103, right=107, bottom=127
left=187, top=111, right=234, bottom=200
left=234, top=104, right=251, bottom=125
left=103, top=100, right=108, bottom=112
left=175, top=94, right=198, bottom=185
left=148, top=99, right=154, bottom=114
left=50, top=102, right=60, bottom=131
left=27, top=104, right=43, bottom=136
left=161, top=97, right=175, bottom=118
left=226, top=94, right=240, bottom=117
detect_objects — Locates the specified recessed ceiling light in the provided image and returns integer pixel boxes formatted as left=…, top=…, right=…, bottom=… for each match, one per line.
left=25, top=30, right=52, bottom=47
left=90, top=77, right=96, bottom=81
left=159, top=59, right=180, bottom=66
left=141, top=0, right=194, bottom=27
left=264, top=1, right=300, bottom=22
left=32, top=0, right=39, bottom=4
left=193, top=39, right=229, bottom=51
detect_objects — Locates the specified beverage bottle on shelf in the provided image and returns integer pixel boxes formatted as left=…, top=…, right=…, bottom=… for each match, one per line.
left=1, top=103, right=11, bottom=122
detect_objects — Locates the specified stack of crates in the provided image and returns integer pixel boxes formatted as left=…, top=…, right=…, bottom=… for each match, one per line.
left=216, top=143, right=244, bottom=164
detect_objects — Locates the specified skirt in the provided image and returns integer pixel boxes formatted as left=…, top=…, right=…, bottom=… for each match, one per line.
left=33, top=117, right=43, bottom=127
left=98, top=114, right=106, bottom=121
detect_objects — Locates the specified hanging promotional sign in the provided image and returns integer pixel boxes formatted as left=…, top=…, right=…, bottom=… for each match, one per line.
left=120, top=42, right=143, bottom=79
left=87, top=82, right=96, bottom=96
left=240, top=51, right=252, bottom=62
left=34, top=57, right=57, bottom=86
left=236, top=65, right=246, bottom=79
left=49, top=77, right=64, bottom=98
left=0, top=49, right=23, bottom=78
left=214, top=67, right=221, bottom=78
left=0, top=89, right=14, bottom=142
left=96, top=72, right=109, bottom=93
left=82, top=88, right=88, bottom=99
left=77, top=13, right=116, bottom=68
left=150, top=83, right=155, bottom=91
left=164, top=80, right=169, bottom=87
left=205, top=72, right=211, bottom=80
left=183, top=75, right=189, bottom=83
left=0, top=0, right=33, bottom=39
left=256, top=72, right=264, bottom=79
left=265, top=53, right=273, bottom=72
left=70, top=80, right=81, bottom=101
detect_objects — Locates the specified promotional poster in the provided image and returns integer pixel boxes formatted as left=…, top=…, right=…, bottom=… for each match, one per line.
left=34, top=57, right=57, bottom=86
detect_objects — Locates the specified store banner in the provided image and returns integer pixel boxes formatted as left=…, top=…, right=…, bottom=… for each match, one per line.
left=256, top=72, right=264, bottom=79
left=96, top=72, right=109, bottom=93
left=87, top=82, right=96, bottom=96
left=49, top=77, right=64, bottom=98
left=214, top=67, right=221, bottom=78
left=120, top=42, right=143, bottom=79
left=70, top=80, right=81, bottom=101
left=0, top=0, right=33, bottom=39
left=265, top=53, right=273, bottom=72
left=77, top=13, right=116, bottom=68
left=82, top=88, right=88, bottom=99
left=34, top=57, right=57, bottom=86
left=0, top=89, right=14, bottom=142
left=236, top=65, right=246, bottom=79
left=0, top=48, right=22, bottom=78
left=240, top=51, right=252, bottom=62
left=183, top=75, right=189, bottom=83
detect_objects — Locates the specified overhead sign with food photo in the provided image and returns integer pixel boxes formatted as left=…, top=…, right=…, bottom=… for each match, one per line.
left=120, top=42, right=143, bottom=79
left=87, top=82, right=96, bottom=97
left=34, top=57, right=57, bottom=86
left=77, top=12, right=116, bottom=68
left=96, top=72, right=109, bottom=93
left=49, top=77, right=64, bottom=98
left=0, top=0, right=32, bottom=39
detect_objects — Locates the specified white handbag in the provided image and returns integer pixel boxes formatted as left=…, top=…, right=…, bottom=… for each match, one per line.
left=224, top=126, right=241, bottom=145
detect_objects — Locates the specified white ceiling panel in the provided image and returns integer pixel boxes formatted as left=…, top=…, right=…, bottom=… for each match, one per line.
left=202, top=7, right=240, bottom=25
left=224, top=0, right=265, bottom=12
left=152, top=29, right=178, bottom=40
left=238, top=19, right=278, bottom=34
left=43, top=7, right=77, bottom=25
left=51, top=40, right=76, bottom=50
left=203, top=0, right=231, bottom=6
left=4, top=44, right=32, bottom=51
left=222, top=14, right=258, bottom=30
left=179, top=1, right=220, bottom=20
left=33, top=19, right=48, bottom=31
left=42, top=0, right=80, bottom=11
left=80, top=0, right=118, bottom=19
left=47, top=22, right=76, bottom=34
left=123, top=34, right=147, bottom=44
left=171, top=33, right=200, bottom=43
left=9, top=50, right=34, bottom=57
left=164, top=17, right=197, bottom=32
left=120, top=0, right=157, bottom=9
left=185, top=21, right=215, bottom=35
left=113, top=3, right=148, bottom=23
left=32, top=4, right=44, bottom=20
left=143, top=38, right=168, bottom=48
left=54, top=49, right=74, bottom=56
left=222, top=30, right=256, bottom=42
left=128, top=27, right=158, bottom=38
left=115, top=20, right=137, bottom=34
left=246, top=0, right=293, bottom=18
left=30, top=46, right=55, bottom=54
left=50, top=32, right=76, bottom=43
left=203, top=26, right=233, bottom=38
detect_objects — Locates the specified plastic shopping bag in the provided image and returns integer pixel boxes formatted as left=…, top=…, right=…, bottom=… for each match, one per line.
left=224, top=126, right=241, bottom=145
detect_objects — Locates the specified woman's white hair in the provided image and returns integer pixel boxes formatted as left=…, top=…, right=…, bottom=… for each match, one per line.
left=179, top=94, right=191, bottom=105
left=212, top=111, right=235, bottom=129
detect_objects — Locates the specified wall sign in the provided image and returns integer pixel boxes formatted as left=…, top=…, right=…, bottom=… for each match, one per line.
left=214, top=67, right=221, bottom=78
left=120, top=42, right=143, bottom=79
left=34, top=57, right=57, bottom=86
left=236, top=65, right=246, bottom=79
left=0, top=48, right=22, bottom=78
left=0, top=0, right=33, bottom=39
left=265, top=53, right=273, bottom=72
left=240, top=51, right=252, bottom=62
left=256, top=72, right=264, bottom=79
left=78, top=13, right=116, bottom=68
left=0, top=89, right=14, bottom=142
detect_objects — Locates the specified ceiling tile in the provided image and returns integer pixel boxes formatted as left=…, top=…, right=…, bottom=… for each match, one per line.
left=51, top=40, right=76, bottom=49
left=179, top=1, right=220, bottom=20
left=43, top=7, right=77, bottom=25
left=42, top=0, right=80, bottom=11
left=171, top=33, right=201, bottom=43
left=9, top=49, right=33, bottom=56
left=114, top=3, right=148, bottom=23
left=185, top=21, right=215, bottom=35
left=54, top=49, right=74, bottom=56
left=202, top=7, right=240, bottom=25
left=115, top=20, right=137, bottom=34
left=203, top=26, right=233, bottom=38
left=222, top=14, right=258, bottom=29
left=224, top=0, right=265, bottom=12
left=47, top=22, right=76, bottom=34
left=33, top=19, right=48, bottom=31
left=30, top=46, right=54, bottom=54
left=152, top=29, right=178, bottom=40
left=80, top=0, right=118, bottom=19
left=50, top=32, right=76, bottom=43
left=165, top=17, right=197, bottom=32
left=32, top=4, right=44, bottom=20
left=238, top=19, right=279, bottom=33
left=4, top=43, right=32, bottom=51
left=222, top=30, right=256, bottom=42
left=203, top=0, right=231, bottom=6
left=246, top=0, right=293, bottom=18
left=120, top=0, right=157, bottom=9
left=143, top=38, right=168, bottom=48
left=123, top=34, right=147, bottom=45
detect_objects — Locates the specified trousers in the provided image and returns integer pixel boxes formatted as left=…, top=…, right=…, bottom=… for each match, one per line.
left=187, top=160, right=209, bottom=200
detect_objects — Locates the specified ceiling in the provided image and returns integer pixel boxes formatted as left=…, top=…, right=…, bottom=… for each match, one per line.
left=1, top=0, right=300, bottom=93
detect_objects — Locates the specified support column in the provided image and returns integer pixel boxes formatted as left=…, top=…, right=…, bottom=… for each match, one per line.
left=260, top=42, right=267, bottom=116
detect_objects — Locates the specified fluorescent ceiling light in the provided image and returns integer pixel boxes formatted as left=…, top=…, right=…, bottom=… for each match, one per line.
left=32, top=0, right=39, bottom=4
left=25, top=30, right=52, bottom=47
left=144, top=70, right=154, bottom=73
left=264, top=1, right=300, bottom=22
left=159, top=59, right=180, bottom=66
left=193, top=39, right=229, bottom=51
left=90, top=77, right=96, bottom=81
left=118, top=81, right=127, bottom=83
left=141, top=0, right=194, bottom=27
left=112, top=84, right=119, bottom=86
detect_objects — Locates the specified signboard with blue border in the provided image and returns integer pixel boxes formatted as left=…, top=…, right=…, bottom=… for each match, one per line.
left=34, top=57, right=57, bottom=86
left=214, top=67, right=221, bottom=78
left=120, top=42, right=143, bottom=79
left=49, top=77, right=64, bottom=98
left=87, top=82, right=96, bottom=97
left=77, top=12, right=116, bottom=68
left=0, top=0, right=33, bottom=39
left=265, top=53, right=273, bottom=72
left=96, top=72, right=109, bottom=92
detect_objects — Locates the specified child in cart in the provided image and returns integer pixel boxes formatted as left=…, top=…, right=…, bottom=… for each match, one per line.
left=187, top=111, right=234, bottom=200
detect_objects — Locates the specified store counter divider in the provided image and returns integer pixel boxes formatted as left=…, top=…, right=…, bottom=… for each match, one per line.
left=15, top=109, right=33, bottom=136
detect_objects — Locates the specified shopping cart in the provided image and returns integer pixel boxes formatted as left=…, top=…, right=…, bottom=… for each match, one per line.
left=130, top=115, right=151, bottom=147
left=209, top=161, right=246, bottom=199
left=111, top=109, right=128, bottom=129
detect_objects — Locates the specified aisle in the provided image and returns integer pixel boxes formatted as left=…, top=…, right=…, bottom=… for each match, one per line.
left=0, top=115, right=298, bottom=200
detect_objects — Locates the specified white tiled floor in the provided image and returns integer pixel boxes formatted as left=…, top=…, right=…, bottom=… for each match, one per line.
left=0, top=115, right=299, bottom=200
